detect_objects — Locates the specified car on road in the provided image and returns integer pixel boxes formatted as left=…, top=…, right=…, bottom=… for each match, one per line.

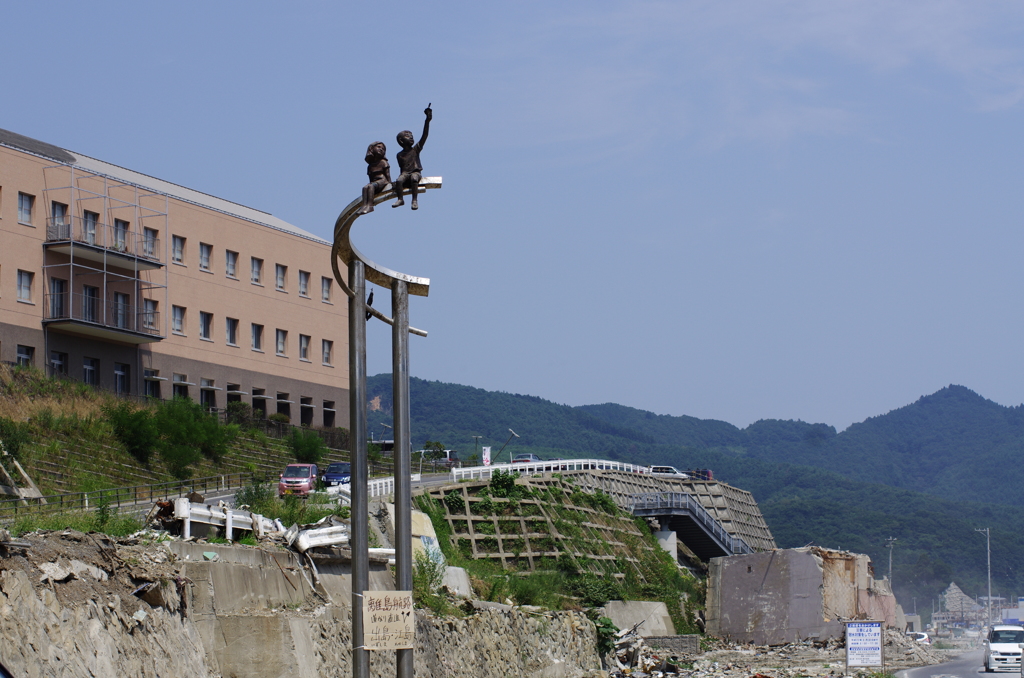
left=278, top=463, right=319, bottom=498
left=511, top=453, right=543, bottom=464
left=320, top=462, right=351, bottom=487
left=649, top=465, right=690, bottom=479
left=983, top=624, right=1024, bottom=672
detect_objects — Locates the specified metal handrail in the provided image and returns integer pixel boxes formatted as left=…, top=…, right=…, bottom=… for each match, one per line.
left=45, top=216, right=161, bottom=262
left=629, top=491, right=753, bottom=554
left=0, top=472, right=248, bottom=523
left=451, top=458, right=652, bottom=481
left=43, top=292, right=162, bottom=336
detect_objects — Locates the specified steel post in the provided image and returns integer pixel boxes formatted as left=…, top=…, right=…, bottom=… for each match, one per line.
left=349, top=260, right=369, bottom=678
left=392, top=278, right=413, bottom=678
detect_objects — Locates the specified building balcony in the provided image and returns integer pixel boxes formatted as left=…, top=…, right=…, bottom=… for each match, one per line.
left=42, top=293, right=164, bottom=344
left=45, top=217, right=163, bottom=270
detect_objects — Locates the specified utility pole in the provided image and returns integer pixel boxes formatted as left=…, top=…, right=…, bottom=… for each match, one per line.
left=977, top=527, right=992, bottom=628
left=886, top=537, right=897, bottom=589
left=472, top=435, right=482, bottom=462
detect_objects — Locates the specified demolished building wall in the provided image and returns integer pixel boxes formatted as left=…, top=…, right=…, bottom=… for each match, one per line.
left=706, top=547, right=901, bottom=645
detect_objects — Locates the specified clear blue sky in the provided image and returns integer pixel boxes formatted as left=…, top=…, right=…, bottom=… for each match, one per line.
left=5, top=2, right=1023, bottom=431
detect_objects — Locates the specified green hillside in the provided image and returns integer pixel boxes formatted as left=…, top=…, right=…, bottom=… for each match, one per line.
left=368, top=374, right=1024, bottom=610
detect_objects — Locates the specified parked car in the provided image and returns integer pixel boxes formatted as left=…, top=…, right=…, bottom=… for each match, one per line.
left=320, top=462, right=351, bottom=487
left=414, top=449, right=462, bottom=470
left=984, top=624, right=1024, bottom=672
left=511, top=453, right=543, bottom=464
left=905, top=631, right=930, bottom=645
left=278, top=463, right=319, bottom=497
left=649, top=465, right=690, bottom=479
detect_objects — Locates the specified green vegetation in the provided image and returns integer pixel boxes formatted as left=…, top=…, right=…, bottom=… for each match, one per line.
left=234, top=478, right=349, bottom=526
left=0, top=417, right=31, bottom=459
left=288, top=428, right=328, bottom=464
left=415, top=474, right=702, bottom=631
left=9, top=509, right=141, bottom=537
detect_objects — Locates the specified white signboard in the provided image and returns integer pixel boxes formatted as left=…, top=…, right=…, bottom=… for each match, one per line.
left=363, top=591, right=415, bottom=650
left=482, top=446, right=491, bottom=466
left=845, top=621, right=883, bottom=669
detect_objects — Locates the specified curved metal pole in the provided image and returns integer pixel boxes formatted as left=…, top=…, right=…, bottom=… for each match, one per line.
left=348, top=260, right=369, bottom=678
left=392, top=279, right=413, bottom=678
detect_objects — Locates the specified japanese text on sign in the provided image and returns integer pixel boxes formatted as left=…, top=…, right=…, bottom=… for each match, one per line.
left=845, top=621, right=883, bottom=667
left=363, top=591, right=415, bottom=650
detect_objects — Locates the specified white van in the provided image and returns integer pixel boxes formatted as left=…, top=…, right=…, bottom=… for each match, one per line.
left=984, top=624, right=1023, bottom=672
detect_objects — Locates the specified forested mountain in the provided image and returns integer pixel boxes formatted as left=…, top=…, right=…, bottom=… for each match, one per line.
left=367, top=374, right=1024, bottom=607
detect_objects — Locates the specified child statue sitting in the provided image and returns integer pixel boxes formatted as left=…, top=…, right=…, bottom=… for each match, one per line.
left=392, top=105, right=432, bottom=210
left=359, top=141, right=391, bottom=215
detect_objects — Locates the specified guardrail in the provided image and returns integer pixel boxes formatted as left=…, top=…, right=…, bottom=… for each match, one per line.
left=0, top=472, right=248, bottom=523
left=629, top=491, right=753, bottom=555
left=451, top=458, right=652, bottom=481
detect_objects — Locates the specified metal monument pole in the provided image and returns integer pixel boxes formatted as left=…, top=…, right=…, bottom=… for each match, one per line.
left=392, top=279, right=413, bottom=678
left=349, top=260, right=369, bottom=678
left=977, top=527, right=992, bottom=626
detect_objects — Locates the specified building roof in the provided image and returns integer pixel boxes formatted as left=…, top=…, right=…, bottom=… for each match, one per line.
left=0, top=127, right=328, bottom=245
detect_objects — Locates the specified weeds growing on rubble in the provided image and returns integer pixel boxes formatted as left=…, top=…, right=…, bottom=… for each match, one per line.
left=9, top=509, right=141, bottom=537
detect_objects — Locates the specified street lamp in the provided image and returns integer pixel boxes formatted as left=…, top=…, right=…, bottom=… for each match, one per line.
left=472, top=435, right=482, bottom=464
left=977, top=527, right=992, bottom=628
left=496, top=428, right=520, bottom=464
left=886, top=537, right=897, bottom=588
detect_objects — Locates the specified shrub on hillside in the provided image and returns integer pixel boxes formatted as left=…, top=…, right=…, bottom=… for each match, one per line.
left=103, top=401, right=159, bottom=465
left=289, top=428, right=327, bottom=464
left=224, top=401, right=256, bottom=429
left=0, top=417, right=31, bottom=460
left=154, top=398, right=239, bottom=478
left=268, top=412, right=291, bottom=424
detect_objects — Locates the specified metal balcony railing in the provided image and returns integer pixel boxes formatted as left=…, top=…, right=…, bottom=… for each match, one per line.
left=44, top=292, right=162, bottom=337
left=45, top=216, right=161, bottom=262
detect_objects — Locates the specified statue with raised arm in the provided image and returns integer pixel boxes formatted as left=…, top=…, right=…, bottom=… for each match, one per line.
left=359, top=141, right=391, bottom=215
left=392, top=105, right=432, bottom=210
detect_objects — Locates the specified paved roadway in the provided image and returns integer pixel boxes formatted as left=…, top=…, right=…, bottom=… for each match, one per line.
left=899, top=649, right=987, bottom=678
left=206, top=472, right=456, bottom=508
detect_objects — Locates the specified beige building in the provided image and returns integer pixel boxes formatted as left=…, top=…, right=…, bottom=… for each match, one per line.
left=0, top=127, right=348, bottom=427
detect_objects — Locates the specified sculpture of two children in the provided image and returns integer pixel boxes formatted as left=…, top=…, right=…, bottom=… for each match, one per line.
left=358, top=106, right=432, bottom=215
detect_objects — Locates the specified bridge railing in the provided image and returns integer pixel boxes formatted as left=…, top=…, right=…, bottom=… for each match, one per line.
left=629, top=491, right=753, bottom=555
left=451, top=459, right=652, bottom=481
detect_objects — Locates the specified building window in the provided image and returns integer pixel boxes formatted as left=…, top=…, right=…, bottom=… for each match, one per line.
left=199, top=243, right=212, bottom=271
left=225, top=250, right=238, bottom=278
left=50, top=351, right=68, bottom=376
left=172, top=374, right=189, bottom=399
left=113, top=219, right=129, bottom=252
left=321, top=277, right=331, bottom=302
left=323, top=400, right=336, bottom=428
left=114, top=363, right=130, bottom=395
left=226, top=317, right=239, bottom=346
left=50, top=201, right=68, bottom=237
left=251, top=323, right=264, bottom=351
left=199, top=311, right=212, bottom=340
left=144, top=369, right=161, bottom=399
left=143, top=299, right=158, bottom=330
left=49, top=278, right=67, bottom=318
left=322, top=339, right=333, bottom=366
left=275, top=264, right=287, bottom=291
left=113, top=292, right=130, bottom=329
left=226, top=383, right=242, bottom=404
left=83, top=211, right=99, bottom=245
left=276, top=329, right=287, bottom=356
left=83, top=357, right=99, bottom=386
left=172, top=235, right=185, bottom=264
left=200, top=379, right=217, bottom=411
left=172, top=305, right=185, bottom=334
left=251, top=257, right=263, bottom=284
left=17, top=270, right=32, bottom=302
left=299, top=334, right=310, bottom=361
left=298, top=271, right=310, bottom=297
left=276, top=393, right=291, bottom=419
left=143, top=228, right=158, bottom=258
left=18, top=193, right=33, bottom=225
left=83, top=286, right=99, bottom=322
left=16, top=345, right=34, bottom=367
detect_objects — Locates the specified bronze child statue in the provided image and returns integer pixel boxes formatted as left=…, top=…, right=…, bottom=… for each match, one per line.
left=359, top=141, right=391, bottom=215
left=392, top=105, right=432, bottom=210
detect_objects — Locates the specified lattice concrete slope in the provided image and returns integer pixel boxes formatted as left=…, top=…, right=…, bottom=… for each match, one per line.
left=561, top=470, right=776, bottom=552
left=422, top=476, right=662, bottom=582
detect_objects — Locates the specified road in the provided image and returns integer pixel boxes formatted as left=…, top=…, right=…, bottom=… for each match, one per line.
left=900, top=649, right=987, bottom=678
left=206, top=472, right=456, bottom=508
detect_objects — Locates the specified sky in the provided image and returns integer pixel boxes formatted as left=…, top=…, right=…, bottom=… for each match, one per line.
left=3, top=1, right=1024, bottom=431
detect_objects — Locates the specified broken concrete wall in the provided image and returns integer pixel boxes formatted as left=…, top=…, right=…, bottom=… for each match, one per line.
left=707, top=547, right=901, bottom=645
left=706, top=548, right=845, bottom=645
